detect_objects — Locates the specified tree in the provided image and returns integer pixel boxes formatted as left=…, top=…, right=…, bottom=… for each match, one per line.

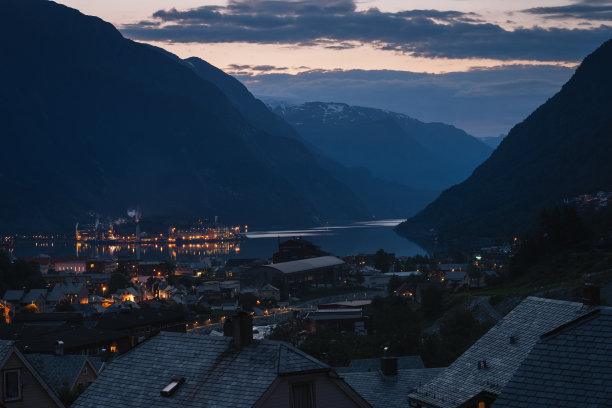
left=421, top=285, right=443, bottom=319
left=0, top=252, right=46, bottom=295
left=374, top=249, right=393, bottom=273
left=238, top=293, right=258, bottom=312
left=107, top=273, right=131, bottom=295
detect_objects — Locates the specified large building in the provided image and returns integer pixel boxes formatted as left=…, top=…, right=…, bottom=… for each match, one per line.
left=241, top=256, right=346, bottom=296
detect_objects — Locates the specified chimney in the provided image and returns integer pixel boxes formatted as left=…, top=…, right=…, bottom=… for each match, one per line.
left=380, top=347, right=398, bottom=376
left=582, top=283, right=600, bottom=306
left=55, top=340, right=64, bottom=356
left=223, top=317, right=233, bottom=337
left=231, top=311, right=253, bottom=349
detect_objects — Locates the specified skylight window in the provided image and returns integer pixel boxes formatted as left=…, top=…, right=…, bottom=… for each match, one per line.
left=160, top=378, right=185, bottom=397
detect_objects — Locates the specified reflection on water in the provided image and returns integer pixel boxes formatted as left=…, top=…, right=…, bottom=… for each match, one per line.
left=8, top=219, right=426, bottom=261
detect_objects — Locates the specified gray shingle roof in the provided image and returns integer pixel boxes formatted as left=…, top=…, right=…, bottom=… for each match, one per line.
left=264, top=256, right=344, bottom=274
left=21, top=288, right=49, bottom=304
left=0, top=339, right=14, bottom=360
left=342, top=368, right=445, bottom=408
left=26, top=354, right=94, bottom=394
left=492, top=307, right=612, bottom=408
left=3, top=289, right=25, bottom=302
left=408, top=297, right=589, bottom=408
left=342, top=356, right=425, bottom=372
left=73, top=331, right=330, bottom=408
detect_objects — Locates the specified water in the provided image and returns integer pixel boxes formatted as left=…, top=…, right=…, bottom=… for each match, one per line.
left=8, top=219, right=426, bottom=261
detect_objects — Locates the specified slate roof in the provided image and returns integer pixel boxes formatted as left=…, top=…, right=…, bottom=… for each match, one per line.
left=338, top=355, right=425, bottom=372
left=342, top=368, right=445, bottom=408
left=47, top=283, right=84, bottom=302
left=21, top=288, right=49, bottom=304
left=264, top=256, right=345, bottom=274
left=0, top=339, right=14, bottom=360
left=26, top=354, right=97, bottom=394
left=72, top=331, right=331, bottom=408
left=408, top=297, right=589, bottom=408
left=492, top=307, right=612, bottom=408
left=3, top=289, right=25, bottom=302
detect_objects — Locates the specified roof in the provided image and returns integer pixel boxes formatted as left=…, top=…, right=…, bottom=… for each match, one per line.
left=260, top=283, right=280, bottom=291
left=47, top=283, right=85, bottom=302
left=26, top=354, right=98, bottom=394
left=307, top=309, right=363, bottom=321
left=22, top=327, right=129, bottom=353
left=408, top=297, right=589, bottom=408
left=0, top=339, right=14, bottom=360
left=345, top=356, right=425, bottom=371
left=343, top=368, right=445, bottom=408
left=444, top=272, right=467, bottom=280
left=21, top=288, right=49, bottom=304
left=72, top=331, right=331, bottom=408
left=3, top=289, right=25, bottom=302
left=264, top=256, right=345, bottom=274
left=492, top=307, right=612, bottom=408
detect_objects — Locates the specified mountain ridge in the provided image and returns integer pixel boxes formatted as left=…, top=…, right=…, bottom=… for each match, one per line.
left=396, top=39, right=612, bottom=242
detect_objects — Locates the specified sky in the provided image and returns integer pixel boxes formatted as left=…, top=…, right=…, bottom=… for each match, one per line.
left=56, top=0, right=612, bottom=137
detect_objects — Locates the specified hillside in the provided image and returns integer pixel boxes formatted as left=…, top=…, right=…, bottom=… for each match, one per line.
left=185, top=57, right=439, bottom=218
left=274, top=103, right=492, bottom=191
left=396, top=40, right=612, bottom=241
left=0, top=0, right=374, bottom=233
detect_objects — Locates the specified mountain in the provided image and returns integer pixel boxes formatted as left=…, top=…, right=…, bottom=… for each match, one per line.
left=185, top=57, right=438, bottom=218
left=396, top=40, right=612, bottom=241
left=479, top=134, right=506, bottom=149
left=0, top=0, right=373, bottom=233
left=273, top=103, right=492, bottom=191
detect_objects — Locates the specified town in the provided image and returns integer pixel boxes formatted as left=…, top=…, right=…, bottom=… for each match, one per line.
left=1, top=231, right=610, bottom=407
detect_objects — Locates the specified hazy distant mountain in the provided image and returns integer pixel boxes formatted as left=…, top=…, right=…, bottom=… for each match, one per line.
left=274, top=103, right=492, bottom=191
left=396, top=40, right=612, bottom=241
left=185, top=58, right=439, bottom=218
left=479, top=134, right=506, bottom=149
left=0, top=0, right=374, bottom=233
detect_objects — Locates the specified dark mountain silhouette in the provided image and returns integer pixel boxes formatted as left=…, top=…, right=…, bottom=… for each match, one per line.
left=0, top=0, right=373, bottom=233
left=185, top=57, right=439, bottom=218
left=274, top=103, right=492, bottom=191
left=396, top=40, right=612, bottom=241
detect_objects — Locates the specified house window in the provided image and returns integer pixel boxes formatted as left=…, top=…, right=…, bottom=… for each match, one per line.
left=4, top=369, right=21, bottom=401
left=291, top=382, right=315, bottom=408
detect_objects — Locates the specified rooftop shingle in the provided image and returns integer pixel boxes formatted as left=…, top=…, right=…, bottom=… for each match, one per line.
left=73, top=331, right=331, bottom=408
left=408, top=297, right=589, bottom=408
left=492, top=307, right=612, bottom=408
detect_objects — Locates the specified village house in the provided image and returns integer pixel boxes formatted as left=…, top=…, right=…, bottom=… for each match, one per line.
left=25, top=354, right=100, bottom=397
left=492, top=306, right=612, bottom=408
left=259, top=283, right=280, bottom=301
left=408, top=296, right=593, bottom=408
left=0, top=339, right=65, bottom=407
left=338, top=352, right=443, bottom=408
left=72, top=312, right=371, bottom=408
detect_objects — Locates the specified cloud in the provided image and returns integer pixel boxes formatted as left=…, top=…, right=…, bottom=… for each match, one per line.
left=524, top=1, right=612, bottom=21
left=227, top=63, right=288, bottom=72
left=120, top=0, right=612, bottom=61
left=236, top=64, right=576, bottom=137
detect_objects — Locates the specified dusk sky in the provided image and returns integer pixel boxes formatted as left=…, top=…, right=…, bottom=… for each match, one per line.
left=56, top=0, right=612, bottom=136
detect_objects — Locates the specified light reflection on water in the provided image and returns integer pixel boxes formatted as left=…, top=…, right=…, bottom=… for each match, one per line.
left=9, top=219, right=425, bottom=261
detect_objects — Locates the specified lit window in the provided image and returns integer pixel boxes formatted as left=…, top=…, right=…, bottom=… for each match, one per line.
left=291, top=382, right=315, bottom=408
left=4, top=369, right=21, bottom=401
left=110, top=344, right=117, bottom=353
left=478, top=402, right=486, bottom=408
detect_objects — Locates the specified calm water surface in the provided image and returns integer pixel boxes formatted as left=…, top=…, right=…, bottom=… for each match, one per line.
left=9, top=220, right=426, bottom=262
